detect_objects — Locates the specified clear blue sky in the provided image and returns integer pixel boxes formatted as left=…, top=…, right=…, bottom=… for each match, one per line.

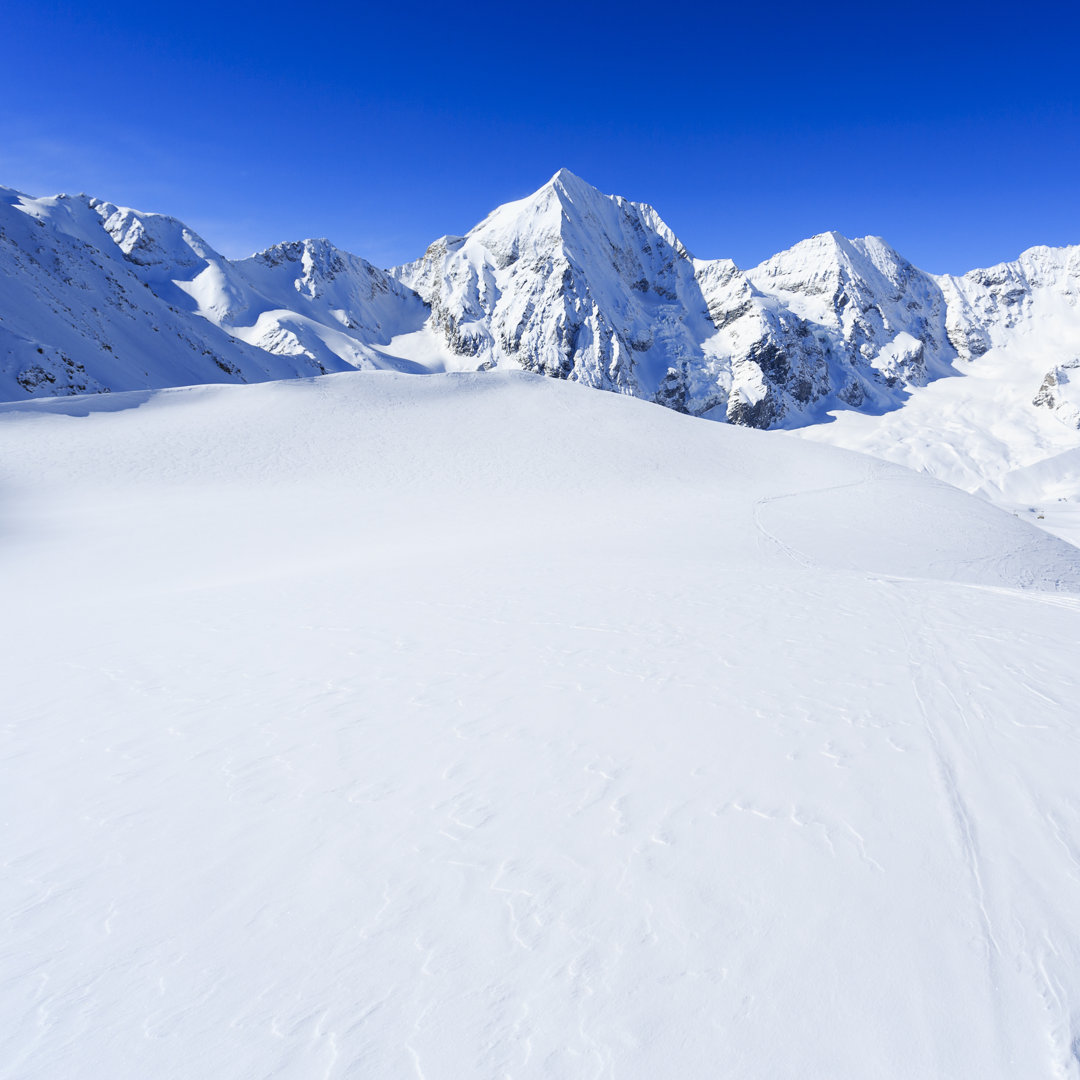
left=2, top=0, right=1077, bottom=274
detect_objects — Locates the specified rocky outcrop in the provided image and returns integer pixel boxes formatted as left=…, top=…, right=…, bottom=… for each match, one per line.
left=1033, top=359, right=1080, bottom=428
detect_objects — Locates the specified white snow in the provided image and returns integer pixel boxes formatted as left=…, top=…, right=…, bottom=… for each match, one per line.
left=0, top=187, right=435, bottom=399
left=3, top=370, right=1080, bottom=1079
left=795, top=250, right=1080, bottom=546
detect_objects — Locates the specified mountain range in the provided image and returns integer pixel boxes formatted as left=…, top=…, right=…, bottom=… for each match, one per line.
left=3, top=170, right=1079, bottom=520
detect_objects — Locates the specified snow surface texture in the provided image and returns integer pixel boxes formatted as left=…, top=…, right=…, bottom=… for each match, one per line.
left=3, top=371, right=1080, bottom=1079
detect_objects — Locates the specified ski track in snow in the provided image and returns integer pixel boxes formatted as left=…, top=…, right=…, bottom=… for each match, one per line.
left=756, top=445, right=1080, bottom=1075
left=2, top=371, right=1080, bottom=1078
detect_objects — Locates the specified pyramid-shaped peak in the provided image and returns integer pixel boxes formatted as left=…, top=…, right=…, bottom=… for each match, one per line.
left=546, top=167, right=591, bottom=189
left=464, top=170, right=617, bottom=247
left=542, top=168, right=610, bottom=205
left=548, top=167, right=582, bottom=185
left=752, top=230, right=910, bottom=279
left=798, top=230, right=857, bottom=256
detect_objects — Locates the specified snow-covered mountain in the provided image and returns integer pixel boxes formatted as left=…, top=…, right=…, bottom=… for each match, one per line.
left=394, top=172, right=964, bottom=427
left=6, top=175, right=1080, bottom=1079
left=0, top=186, right=436, bottom=400
left=393, top=169, right=714, bottom=397
left=392, top=171, right=1080, bottom=531
left=795, top=244, right=1080, bottom=540
left=393, top=171, right=1079, bottom=433
left=9, top=170, right=1080, bottom=435
left=3, top=172, right=1080, bottom=520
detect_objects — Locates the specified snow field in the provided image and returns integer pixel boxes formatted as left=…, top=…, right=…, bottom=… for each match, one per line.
left=2, top=371, right=1080, bottom=1078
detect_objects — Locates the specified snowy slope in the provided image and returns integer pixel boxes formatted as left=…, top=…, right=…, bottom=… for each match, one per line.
left=0, top=186, right=437, bottom=400
left=797, top=245, right=1080, bottom=543
left=3, top=371, right=1080, bottom=1079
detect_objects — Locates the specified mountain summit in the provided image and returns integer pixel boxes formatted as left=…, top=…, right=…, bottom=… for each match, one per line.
left=393, top=170, right=709, bottom=397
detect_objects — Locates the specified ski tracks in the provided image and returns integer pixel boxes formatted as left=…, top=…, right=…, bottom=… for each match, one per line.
left=880, top=576, right=1080, bottom=1077
left=752, top=458, right=889, bottom=570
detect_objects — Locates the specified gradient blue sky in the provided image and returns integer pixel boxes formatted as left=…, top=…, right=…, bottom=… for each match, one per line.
left=2, top=0, right=1076, bottom=273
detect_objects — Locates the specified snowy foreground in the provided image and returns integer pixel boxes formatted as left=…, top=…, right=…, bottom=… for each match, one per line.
left=3, top=371, right=1080, bottom=1079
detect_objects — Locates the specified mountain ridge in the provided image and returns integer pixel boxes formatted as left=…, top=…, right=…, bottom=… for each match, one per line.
left=3, top=172, right=1079, bottom=489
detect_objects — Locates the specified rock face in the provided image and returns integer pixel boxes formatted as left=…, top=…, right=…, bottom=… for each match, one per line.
left=4, top=171, right=1080, bottom=434
left=1033, top=359, right=1080, bottom=428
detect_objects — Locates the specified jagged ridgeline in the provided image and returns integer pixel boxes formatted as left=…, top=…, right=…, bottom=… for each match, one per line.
left=3, top=172, right=1079, bottom=429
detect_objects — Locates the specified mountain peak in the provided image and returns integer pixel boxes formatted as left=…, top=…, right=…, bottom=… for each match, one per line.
left=545, top=167, right=594, bottom=192
left=547, top=166, right=584, bottom=186
left=751, top=230, right=914, bottom=286
left=540, top=168, right=610, bottom=209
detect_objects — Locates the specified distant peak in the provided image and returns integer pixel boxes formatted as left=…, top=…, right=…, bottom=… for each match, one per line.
left=811, top=230, right=851, bottom=250
left=547, top=167, right=586, bottom=186
left=544, top=168, right=604, bottom=203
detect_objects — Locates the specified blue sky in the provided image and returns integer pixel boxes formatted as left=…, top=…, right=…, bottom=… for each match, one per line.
left=2, top=0, right=1077, bottom=273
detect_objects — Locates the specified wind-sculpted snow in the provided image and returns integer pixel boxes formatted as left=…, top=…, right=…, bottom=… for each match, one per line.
left=3, top=372, right=1080, bottom=1078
